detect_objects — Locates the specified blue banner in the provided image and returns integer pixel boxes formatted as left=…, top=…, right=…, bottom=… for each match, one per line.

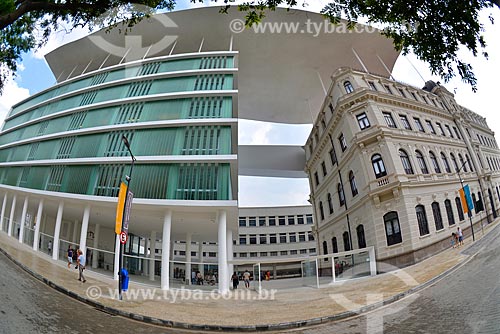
left=463, top=184, right=474, bottom=211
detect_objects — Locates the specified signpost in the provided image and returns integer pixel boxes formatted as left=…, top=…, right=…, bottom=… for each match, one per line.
left=120, top=231, right=128, bottom=244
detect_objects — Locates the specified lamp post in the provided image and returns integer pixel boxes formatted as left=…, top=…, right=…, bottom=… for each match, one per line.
left=118, top=135, right=136, bottom=300
left=456, top=159, right=475, bottom=242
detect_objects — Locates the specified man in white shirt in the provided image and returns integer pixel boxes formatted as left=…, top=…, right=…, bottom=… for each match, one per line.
left=77, top=249, right=86, bottom=283
left=243, top=270, right=251, bottom=288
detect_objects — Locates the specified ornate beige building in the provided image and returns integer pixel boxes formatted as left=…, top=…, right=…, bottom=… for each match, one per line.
left=306, top=68, right=500, bottom=267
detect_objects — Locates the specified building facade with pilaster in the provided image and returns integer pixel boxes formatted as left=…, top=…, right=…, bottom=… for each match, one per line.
left=306, top=67, right=500, bottom=267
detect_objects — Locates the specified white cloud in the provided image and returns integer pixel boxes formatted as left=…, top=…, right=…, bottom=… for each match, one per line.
left=33, top=24, right=89, bottom=60
left=0, top=77, right=30, bottom=125
left=239, top=176, right=310, bottom=207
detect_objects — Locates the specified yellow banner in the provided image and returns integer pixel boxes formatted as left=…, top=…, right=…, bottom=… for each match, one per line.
left=115, top=182, right=128, bottom=234
left=459, top=188, right=468, bottom=214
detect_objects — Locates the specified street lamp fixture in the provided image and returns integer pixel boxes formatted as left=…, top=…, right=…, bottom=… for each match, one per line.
left=457, top=159, right=475, bottom=242
left=118, top=135, right=136, bottom=300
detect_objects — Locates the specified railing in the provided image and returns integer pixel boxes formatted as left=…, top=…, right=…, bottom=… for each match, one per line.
left=377, top=176, right=390, bottom=187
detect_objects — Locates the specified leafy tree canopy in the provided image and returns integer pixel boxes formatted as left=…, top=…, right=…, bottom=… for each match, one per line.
left=1, top=0, right=499, bottom=94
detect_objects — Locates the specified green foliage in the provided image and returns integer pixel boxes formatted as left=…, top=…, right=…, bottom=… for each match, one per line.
left=0, top=0, right=498, bottom=95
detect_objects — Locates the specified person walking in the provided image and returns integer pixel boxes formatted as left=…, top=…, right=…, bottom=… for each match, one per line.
left=243, top=270, right=251, bottom=288
left=77, top=249, right=86, bottom=283
left=72, top=247, right=78, bottom=269
left=67, top=246, right=73, bottom=268
left=47, top=240, right=52, bottom=255
left=457, top=226, right=464, bottom=246
left=231, top=272, right=239, bottom=290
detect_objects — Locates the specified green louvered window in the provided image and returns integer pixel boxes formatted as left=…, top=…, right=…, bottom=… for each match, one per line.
left=94, top=164, right=125, bottom=197
left=90, top=72, right=108, bottom=86
left=46, top=165, right=66, bottom=191
left=68, top=111, right=88, bottom=130
left=19, top=167, right=30, bottom=188
left=105, top=131, right=135, bottom=157
left=57, top=136, right=76, bottom=159
left=138, top=62, right=161, bottom=76
left=27, top=143, right=39, bottom=160
left=115, top=103, right=144, bottom=124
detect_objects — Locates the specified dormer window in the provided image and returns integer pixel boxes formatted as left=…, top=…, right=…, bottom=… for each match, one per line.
left=344, top=81, right=354, bottom=94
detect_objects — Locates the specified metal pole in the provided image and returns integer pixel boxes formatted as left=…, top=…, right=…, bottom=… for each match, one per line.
left=118, top=136, right=136, bottom=300
left=457, top=160, right=475, bottom=242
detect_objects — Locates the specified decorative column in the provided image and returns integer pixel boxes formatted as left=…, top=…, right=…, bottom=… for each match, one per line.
left=217, top=210, right=229, bottom=294
left=199, top=242, right=204, bottom=277
left=226, top=229, right=234, bottom=279
left=185, top=233, right=192, bottom=285
left=33, top=199, right=44, bottom=251
left=18, top=196, right=29, bottom=243
left=92, top=223, right=100, bottom=268
left=149, top=231, right=156, bottom=281
left=79, top=205, right=90, bottom=254
left=161, top=210, right=172, bottom=290
left=52, top=202, right=64, bottom=260
left=7, top=194, right=17, bottom=236
left=0, top=193, right=7, bottom=231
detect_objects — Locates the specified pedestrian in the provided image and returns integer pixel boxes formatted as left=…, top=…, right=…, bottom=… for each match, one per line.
left=231, top=272, right=239, bottom=290
left=451, top=233, right=456, bottom=248
left=196, top=271, right=203, bottom=285
left=77, top=249, right=86, bottom=283
left=457, top=226, right=464, bottom=246
left=72, top=247, right=79, bottom=269
left=243, top=270, right=251, bottom=288
left=48, top=240, right=52, bottom=255
left=67, top=246, right=73, bottom=268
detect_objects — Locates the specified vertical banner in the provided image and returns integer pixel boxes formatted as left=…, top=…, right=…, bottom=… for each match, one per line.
left=460, top=184, right=474, bottom=214
left=123, top=190, right=134, bottom=234
left=115, top=182, right=128, bottom=234
left=459, top=188, right=467, bottom=214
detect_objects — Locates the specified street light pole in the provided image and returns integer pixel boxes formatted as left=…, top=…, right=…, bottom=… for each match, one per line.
left=118, top=135, right=136, bottom=300
left=457, top=160, right=475, bottom=242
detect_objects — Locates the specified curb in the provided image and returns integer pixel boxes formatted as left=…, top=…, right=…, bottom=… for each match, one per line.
left=0, top=242, right=478, bottom=332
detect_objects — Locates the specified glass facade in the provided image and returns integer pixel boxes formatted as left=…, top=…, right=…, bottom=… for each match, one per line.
left=0, top=55, right=236, bottom=201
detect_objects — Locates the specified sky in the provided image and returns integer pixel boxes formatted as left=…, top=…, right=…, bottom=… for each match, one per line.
left=1, top=2, right=499, bottom=208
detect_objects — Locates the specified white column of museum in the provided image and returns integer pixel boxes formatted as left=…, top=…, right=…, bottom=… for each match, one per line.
left=0, top=192, right=7, bottom=232
left=226, top=229, right=234, bottom=278
left=79, top=205, right=90, bottom=255
left=218, top=210, right=229, bottom=294
left=161, top=210, right=172, bottom=290
left=185, top=232, right=192, bottom=285
left=33, top=199, right=44, bottom=251
left=149, top=230, right=156, bottom=281
left=52, top=202, right=64, bottom=260
left=92, top=223, right=100, bottom=268
left=7, top=194, right=17, bottom=236
left=18, top=196, right=29, bottom=243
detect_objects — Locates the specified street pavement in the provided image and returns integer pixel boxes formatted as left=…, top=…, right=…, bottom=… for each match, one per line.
left=289, top=222, right=500, bottom=334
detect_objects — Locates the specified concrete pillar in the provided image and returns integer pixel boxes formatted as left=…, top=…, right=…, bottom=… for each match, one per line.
left=161, top=210, right=172, bottom=290
left=149, top=231, right=156, bottom=281
left=113, top=234, right=120, bottom=280
left=33, top=199, right=44, bottom=251
left=92, top=223, right=100, bottom=268
left=52, top=202, right=64, bottom=260
left=226, top=229, right=234, bottom=278
left=185, top=233, right=192, bottom=285
left=199, top=242, right=204, bottom=277
left=18, top=196, right=29, bottom=243
left=79, top=205, right=90, bottom=254
left=7, top=194, right=17, bottom=237
left=72, top=219, right=79, bottom=244
left=0, top=192, right=7, bottom=231
left=217, top=210, right=229, bottom=294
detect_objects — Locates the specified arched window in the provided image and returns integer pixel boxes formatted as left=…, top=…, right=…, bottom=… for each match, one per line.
left=371, top=154, right=387, bottom=178
left=344, top=81, right=354, bottom=94
left=471, top=193, right=478, bottom=214
left=441, top=152, right=451, bottom=173
left=429, top=151, right=441, bottom=173
left=458, top=154, right=467, bottom=172
left=466, top=154, right=474, bottom=172
left=319, top=201, right=325, bottom=220
left=322, top=240, right=328, bottom=256
left=338, top=183, right=345, bottom=206
left=327, top=193, right=334, bottom=214
left=432, top=202, right=444, bottom=230
left=415, top=205, right=430, bottom=236
left=343, top=231, right=351, bottom=251
left=349, top=171, right=358, bottom=196
left=356, top=225, right=366, bottom=248
left=331, top=237, right=338, bottom=253
left=399, top=149, right=414, bottom=174
left=415, top=150, right=429, bottom=174
left=489, top=189, right=497, bottom=219
left=444, top=199, right=455, bottom=226
left=455, top=197, right=465, bottom=221
left=450, top=153, right=459, bottom=172
left=383, top=211, right=402, bottom=246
